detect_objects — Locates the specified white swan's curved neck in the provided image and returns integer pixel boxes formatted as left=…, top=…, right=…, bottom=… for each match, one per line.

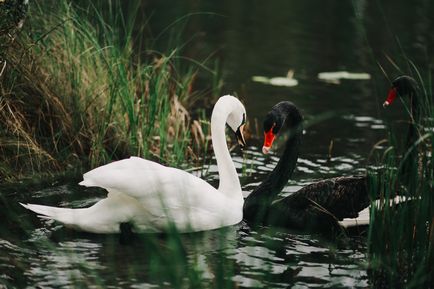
left=211, top=97, right=242, bottom=198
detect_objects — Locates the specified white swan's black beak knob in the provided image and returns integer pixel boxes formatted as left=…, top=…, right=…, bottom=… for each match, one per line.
left=235, top=125, right=246, bottom=149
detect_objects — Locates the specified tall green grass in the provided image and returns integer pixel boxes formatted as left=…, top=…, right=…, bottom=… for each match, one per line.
left=0, top=0, right=216, bottom=182
left=367, top=71, right=433, bottom=288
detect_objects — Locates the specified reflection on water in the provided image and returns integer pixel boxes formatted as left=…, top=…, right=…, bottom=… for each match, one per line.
left=2, top=0, right=433, bottom=287
left=0, top=146, right=369, bottom=288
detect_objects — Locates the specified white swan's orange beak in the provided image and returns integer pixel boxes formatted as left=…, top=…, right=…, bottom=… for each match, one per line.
left=383, top=87, right=397, bottom=108
left=262, top=128, right=275, bottom=155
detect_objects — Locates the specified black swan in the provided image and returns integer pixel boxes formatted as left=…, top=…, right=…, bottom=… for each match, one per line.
left=243, top=75, right=420, bottom=231
left=243, top=101, right=369, bottom=231
left=383, top=75, right=422, bottom=186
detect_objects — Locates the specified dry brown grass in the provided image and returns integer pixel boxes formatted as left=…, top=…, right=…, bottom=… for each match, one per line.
left=0, top=1, right=214, bottom=182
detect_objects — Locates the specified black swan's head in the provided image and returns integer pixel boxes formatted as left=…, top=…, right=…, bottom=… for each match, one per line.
left=262, top=101, right=302, bottom=154
left=383, top=75, right=419, bottom=108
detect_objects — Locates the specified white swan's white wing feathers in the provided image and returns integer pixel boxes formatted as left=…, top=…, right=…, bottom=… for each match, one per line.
left=22, top=95, right=246, bottom=233
left=21, top=157, right=240, bottom=233
left=80, top=157, right=213, bottom=200
left=77, top=157, right=240, bottom=231
left=20, top=192, right=146, bottom=233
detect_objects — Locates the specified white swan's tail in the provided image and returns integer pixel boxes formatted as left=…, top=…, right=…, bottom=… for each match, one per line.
left=20, top=203, right=82, bottom=228
left=20, top=195, right=142, bottom=234
left=20, top=202, right=119, bottom=233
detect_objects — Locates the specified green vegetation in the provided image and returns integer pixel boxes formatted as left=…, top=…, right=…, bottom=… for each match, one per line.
left=367, top=70, right=433, bottom=288
left=0, top=0, right=216, bottom=182
left=1, top=1, right=432, bottom=289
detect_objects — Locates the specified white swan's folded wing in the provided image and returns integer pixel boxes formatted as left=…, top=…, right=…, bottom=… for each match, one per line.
left=80, top=156, right=215, bottom=202
left=79, top=157, right=236, bottom=231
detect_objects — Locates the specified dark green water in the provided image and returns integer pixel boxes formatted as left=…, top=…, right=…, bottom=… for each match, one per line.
left=1, top=150, right=369, bottom=289
left=1, top=0, right=434, bottom=288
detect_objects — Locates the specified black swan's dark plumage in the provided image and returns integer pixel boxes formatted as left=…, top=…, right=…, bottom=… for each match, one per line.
left=243, top=102, right=369, bottom=230
left=386, top=76, right=422, bottom=187
left=266, top=176, right=369, bottom=230
left=244, top=75, right=420, bottom=231
left=243, top=102, right=302, bottom=223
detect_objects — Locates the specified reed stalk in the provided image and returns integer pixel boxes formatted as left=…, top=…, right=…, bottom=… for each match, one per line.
left=0, top=0, right=215, bottom=182
left=367, top=70, right=433, bottom=289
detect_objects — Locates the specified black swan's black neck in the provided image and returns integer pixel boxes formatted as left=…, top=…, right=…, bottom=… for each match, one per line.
left=244, top=102, right=303, bottom=223
left=406, top=90, right=420, bottom=148
left=399, top=88, right=421, bottom=188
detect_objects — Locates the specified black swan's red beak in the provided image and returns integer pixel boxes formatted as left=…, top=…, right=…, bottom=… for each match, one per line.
left=262, top=128, right=275, bottom=154
left=383, top=87, right=397, bottom=108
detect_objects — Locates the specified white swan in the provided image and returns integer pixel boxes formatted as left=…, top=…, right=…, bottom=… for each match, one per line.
left=21, top=95, right=247, bottom=233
